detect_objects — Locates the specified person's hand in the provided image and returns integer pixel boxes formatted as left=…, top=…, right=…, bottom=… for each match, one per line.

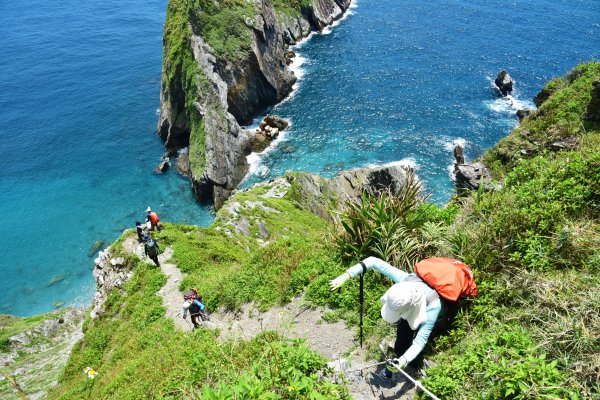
left=391, top=356, right=407, bottom=370
left=329, top=273, right=351, bottom=291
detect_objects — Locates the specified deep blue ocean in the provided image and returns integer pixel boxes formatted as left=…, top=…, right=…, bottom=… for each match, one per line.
left=1, top=0, right=598, bottom=316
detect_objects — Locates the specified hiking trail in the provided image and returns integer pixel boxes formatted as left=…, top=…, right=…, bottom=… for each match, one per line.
left=122, top=237, right=187, bottom=331
left=122, top=237, right=415, bottom=399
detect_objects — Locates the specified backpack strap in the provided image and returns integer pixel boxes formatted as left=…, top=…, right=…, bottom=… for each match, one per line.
left=404, top=275, right=440, bottom=305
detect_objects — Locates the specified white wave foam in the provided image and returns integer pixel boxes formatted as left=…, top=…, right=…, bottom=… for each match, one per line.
left=443, top=137, right=467, bottom=152
left=321, top=0, right=357, bottom=35
left=242, top=127, right=290, bottom=183
left=364, top=158, right=418, bottom=171
left=447, top=163, right=457, bottom=182
left=486, top=95, right=536, bottom=114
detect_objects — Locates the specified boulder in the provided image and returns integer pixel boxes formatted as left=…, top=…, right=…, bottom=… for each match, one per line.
left=287, top=162, right=414, bottom=220
left=285, top=50, right=295, bottom=66
left=176, top=148, right=190, bottom=176
left=494, top=71, right=513, bottom=96
left=250, top=115, right=289, bottom=152
left=8, top=332, right=30, bottom=347
left=454, top=162, right=492, bottom=191
left=453, top=145, right=465, bottom=164
left=155, top=156, right=169, bottom=174
left=516, top=108, right=532, bottom=121
left=583, top=80, right=600, bottom=122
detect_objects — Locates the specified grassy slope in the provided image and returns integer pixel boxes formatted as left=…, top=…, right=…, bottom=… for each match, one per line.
left=421, top=62, right=600, bottom=399
left=0, top=310, right=81, bottom=399
left=47, top=63, right=599, bottom=399
left=46, top=183, right=350, bottom=399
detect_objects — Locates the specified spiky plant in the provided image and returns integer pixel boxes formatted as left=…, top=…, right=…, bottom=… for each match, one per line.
left=333, top=171, right=453, bottom=270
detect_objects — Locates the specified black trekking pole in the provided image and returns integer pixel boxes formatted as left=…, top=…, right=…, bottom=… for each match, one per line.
left=359, top=261, right=367, bottom=348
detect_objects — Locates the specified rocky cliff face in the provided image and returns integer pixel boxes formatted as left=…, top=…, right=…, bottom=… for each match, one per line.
left=158, top=0, right=351, bottom=209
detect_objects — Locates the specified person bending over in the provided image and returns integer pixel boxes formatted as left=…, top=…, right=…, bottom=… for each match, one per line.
left=330, top=256, right=443, bottom=374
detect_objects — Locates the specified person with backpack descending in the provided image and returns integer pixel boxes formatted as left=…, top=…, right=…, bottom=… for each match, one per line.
left=135, top=221, right=146, bottom=242
left=182, top=289, right=207, bottom=330
left=329, top=256, right=477, bottom=376
left=143, top=234, right=160, bottom=267
left=145, top=207, right=162, bottom=231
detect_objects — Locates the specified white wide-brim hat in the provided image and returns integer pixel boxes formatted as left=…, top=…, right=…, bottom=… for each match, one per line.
left=380, top=282, right=427, bottom=330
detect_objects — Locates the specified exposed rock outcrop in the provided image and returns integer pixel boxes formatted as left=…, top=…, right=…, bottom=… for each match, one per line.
left=453, top=145, right=492, bottom=191
left=288, top=162, right=415, bottom=220
left=155, top=156, right=170, bottom=174
left=91, top=250, right=134, bottom=320
left=516, top=108, right=532, bottom=121
left=533, top=87, right=552, bottom=107
left=158, top=0, right=352, bottom=209
left=250, top=115, right=289, bottom=152
left=494, top=70, right=513, bottom=95
left=0, top=308, right=84, bottom=399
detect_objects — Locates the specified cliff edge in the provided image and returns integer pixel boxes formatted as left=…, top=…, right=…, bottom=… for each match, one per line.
left=157, top=0, right=351, bottom=209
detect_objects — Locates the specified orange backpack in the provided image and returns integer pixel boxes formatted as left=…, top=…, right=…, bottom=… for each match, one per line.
left=149, top=212, right=160, bottom=224
left=414, top=257, right=478, bottom=301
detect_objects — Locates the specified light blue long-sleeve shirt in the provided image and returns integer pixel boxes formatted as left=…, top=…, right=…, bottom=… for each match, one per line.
left=182, top=299, right=205, bottom=318
left=346, top=256, right=442, bottom=363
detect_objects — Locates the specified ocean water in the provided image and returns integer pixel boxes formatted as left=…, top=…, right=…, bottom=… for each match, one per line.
left=1, top=0, right=598, bottom=316
left=0, top=0, right=213, bottom=316
left=243, top=0, right=599, bottom=200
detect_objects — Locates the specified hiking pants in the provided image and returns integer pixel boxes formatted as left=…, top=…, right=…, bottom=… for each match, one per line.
left=394, top=319, right=416, bottom=359
left=150, top=255, right=160, bottom=267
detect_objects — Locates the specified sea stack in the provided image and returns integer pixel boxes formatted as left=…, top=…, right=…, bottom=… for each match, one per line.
left=494, top=71, right=513, bottom=96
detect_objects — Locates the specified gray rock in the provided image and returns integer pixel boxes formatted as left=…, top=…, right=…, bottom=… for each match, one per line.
left=453, top=145, right=465, bottom=164
left=454, top=162, right=492, bottom=191
left=494, top=71, right=513, bottom=96
left=157, top=0, right=352, bottom=209
left=176, top=147, right=190, bottom=176
left=286, top=162, right=414, bottom=220
left=110, top=257, right=125, bottom=267
left=9, top=332, right=30, bottom=347
left=155, top=157, right=169, bottom=174
left=516, top=108, right=532, bottom=121
left=235, top=217, right=251, bottom=236
left=34, top=319, right=59, bottom=337
left=258, top=222, right=269, bottom=239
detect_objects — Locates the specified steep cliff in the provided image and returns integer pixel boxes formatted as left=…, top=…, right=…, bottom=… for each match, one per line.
left=158, top=0, right=351, bottom=209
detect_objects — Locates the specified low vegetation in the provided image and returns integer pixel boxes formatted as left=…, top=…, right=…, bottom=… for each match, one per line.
left=42, top=63, right=599, bottom=399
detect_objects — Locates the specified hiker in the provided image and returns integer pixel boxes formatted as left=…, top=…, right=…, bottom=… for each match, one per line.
left=329, top=256, right=443, bottom=374
left=135, top=221, right=146, bottom=242
left=182, top=292, right=206, bottom=330
left=144, top=235, right=160, bottom=267
left=145, top=207, right=162, bottom=231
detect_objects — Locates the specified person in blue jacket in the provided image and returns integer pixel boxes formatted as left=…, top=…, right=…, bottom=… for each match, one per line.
left=182, top=297, right=206, bottom=330
left=330, top=256, right=443, bottom=374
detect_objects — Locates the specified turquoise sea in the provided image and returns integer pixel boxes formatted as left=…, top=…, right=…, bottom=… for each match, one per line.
left=1, top=0, right=598, bottom=316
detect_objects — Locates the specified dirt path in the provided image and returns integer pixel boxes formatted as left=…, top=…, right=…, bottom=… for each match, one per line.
left=122, top=238, right=188, bottom=331
left=122, top=237, right=416, bottom=398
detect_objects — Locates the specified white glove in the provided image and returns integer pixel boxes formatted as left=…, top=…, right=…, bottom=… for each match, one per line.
left=329, top=272, right=351, bottom=291
left=392, top=356, right=408, bottom=369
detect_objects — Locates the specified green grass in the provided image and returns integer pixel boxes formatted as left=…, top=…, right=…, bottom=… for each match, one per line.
left=47, top=181, right=349, bottom=399
left=0, top=312, right=63, bottom=353
left=419, top=62, right=600, bottom=398
left=47, top=62, right=600, bottom=398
